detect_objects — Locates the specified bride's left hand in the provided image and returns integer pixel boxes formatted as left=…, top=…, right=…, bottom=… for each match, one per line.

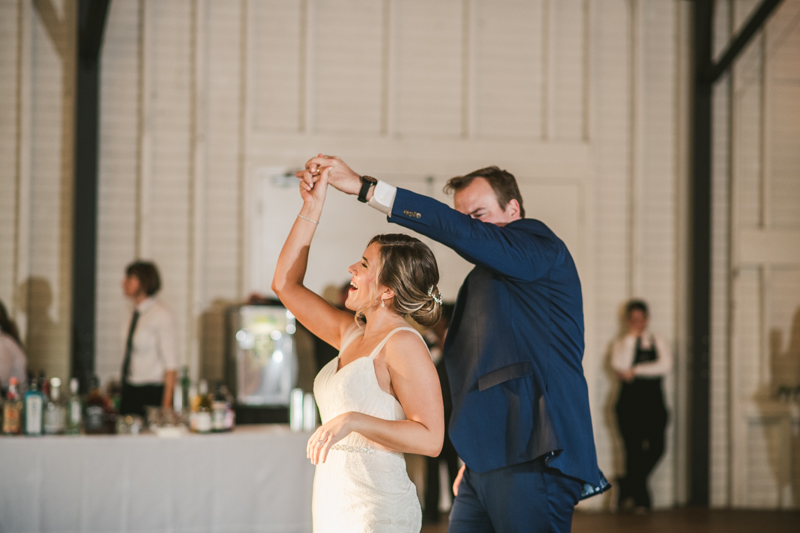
left=307, top=412, right=358, bottom=465
left=299, top=166, right=330, bottom=207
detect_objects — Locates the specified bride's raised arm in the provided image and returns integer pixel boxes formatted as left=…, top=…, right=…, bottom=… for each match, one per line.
left=271, top=167, right=354, bottom=349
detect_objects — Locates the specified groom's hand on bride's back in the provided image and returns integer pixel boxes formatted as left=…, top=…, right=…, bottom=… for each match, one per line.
left=296, top=154, right=362, bottom=196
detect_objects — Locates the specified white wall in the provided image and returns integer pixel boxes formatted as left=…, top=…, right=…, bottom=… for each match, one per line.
left=711, top=0, right=800, bottom=509
left=0, top=0, right=705, bottom=509
left=0, top=0, right=75, bottom=384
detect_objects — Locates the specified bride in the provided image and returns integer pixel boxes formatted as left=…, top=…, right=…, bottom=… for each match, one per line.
left=272, top=166, right=445, bottom=532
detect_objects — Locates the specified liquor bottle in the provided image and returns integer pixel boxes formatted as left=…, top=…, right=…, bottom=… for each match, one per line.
left=24, top=376, right=45, bottom=436
left=221, top=383, right=235, bottom=431
left=194, top=379, right=212, bottom=434
left=180, top=366, right=191, bottom=413
left=2, top=377, right=23, bottom=435
left=104, top=383, right=118, bottom=435
left=84, top=376, right=106, bottom=434
left=187, top=381, right=198, bottom=431
left=38, top=370, right=50, bottom=399
left=211, top=382, right=234, bottom=432
left=66, top=378, right=82, bottom=435
left=44, top=377, right=66, bottom=435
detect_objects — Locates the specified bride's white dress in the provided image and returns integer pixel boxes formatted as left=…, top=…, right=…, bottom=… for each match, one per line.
left=312, top=325, right=423, bottom=533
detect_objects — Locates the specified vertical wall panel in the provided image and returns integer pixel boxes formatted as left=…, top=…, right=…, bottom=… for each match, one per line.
left=550, top=0, right=585, bottom=141
left=590, top=0, right=631, bottom=508
left=95, top=0, right=141, bottom=382
left=312, top=0, right=383, bottom=134
left=736, top=268, right=763, bottom=409
left=145, top=0, right=193, bottom=369
left=394, top=0, right=463, bottom=137
left=767, top=267, right=800, bottom=392
left=252, top=0, right=302, bottom=133
left=199, top=0, right=245, bottom=382
left=723, top=0, right=800, bottom=508
left=24, top=1, right=75, bottom=381
left=769, top=83, right=800, bottom=228
left=733, top=0, right=764, bottom=230
left=0, top=1, right=19, bottom=308
left=473, top=0, right=544, bottom=139
left=638, top=0, right=677, bottom=507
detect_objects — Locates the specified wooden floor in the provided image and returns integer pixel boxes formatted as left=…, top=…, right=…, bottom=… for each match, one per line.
left=421, top=508, right=800, bottom=532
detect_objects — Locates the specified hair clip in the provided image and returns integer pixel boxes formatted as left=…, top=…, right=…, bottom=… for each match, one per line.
left=427, top=286, right=442, bottom=305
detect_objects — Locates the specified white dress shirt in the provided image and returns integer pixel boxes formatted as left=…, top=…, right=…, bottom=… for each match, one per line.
left=611, top=331, right=673, bottom=378
left=367, top=181, right=397, bottom=215
left=123, top=297, right=179, bottom=385
left=0, top=333, right=26, bottom=389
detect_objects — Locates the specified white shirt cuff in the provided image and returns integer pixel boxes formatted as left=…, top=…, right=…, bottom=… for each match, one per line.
left=367, top=180, right=396, bottom=216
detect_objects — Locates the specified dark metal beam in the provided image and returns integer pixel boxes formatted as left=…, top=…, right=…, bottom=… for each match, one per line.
left=71, top=0, right=110, bottom=391
left=710, top=0, right=784, bottom=84
left=689, top=0, right=713, bottom=507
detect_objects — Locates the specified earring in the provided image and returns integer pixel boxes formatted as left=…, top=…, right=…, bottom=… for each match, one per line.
left=381, top=299, right=385, bottom=308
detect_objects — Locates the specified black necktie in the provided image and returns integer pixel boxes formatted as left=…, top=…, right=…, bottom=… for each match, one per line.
left=121, top=310, right=140, bottom=384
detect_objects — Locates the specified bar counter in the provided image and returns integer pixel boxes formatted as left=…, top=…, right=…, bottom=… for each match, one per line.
left=0, top=425, right=315, bottom=533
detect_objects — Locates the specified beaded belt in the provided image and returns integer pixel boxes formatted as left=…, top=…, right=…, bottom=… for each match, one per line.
left=330, top=444, right=376, bottom=454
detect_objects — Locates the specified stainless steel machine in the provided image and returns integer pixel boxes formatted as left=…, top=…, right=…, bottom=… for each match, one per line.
left=225, top=304, right=298, bottom=407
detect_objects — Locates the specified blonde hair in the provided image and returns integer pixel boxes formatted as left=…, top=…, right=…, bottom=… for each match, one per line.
left=354, top=234, right=442, bottom=327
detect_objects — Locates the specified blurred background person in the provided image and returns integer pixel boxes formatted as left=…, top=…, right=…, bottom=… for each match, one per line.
left=0, top=299, right=26, bottom=392
left=422, top=302, right=459, bottom=524
left=611, top=299, right=673, bottom=512
left=119, top=261, right=178, bottom=417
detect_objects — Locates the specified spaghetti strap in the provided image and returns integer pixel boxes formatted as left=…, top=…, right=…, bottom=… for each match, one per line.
left=368, top=327, right=423, bottom=360
left=339, top=324, right=362, bottom=353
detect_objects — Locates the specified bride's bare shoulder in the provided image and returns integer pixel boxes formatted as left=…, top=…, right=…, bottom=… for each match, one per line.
left=384, top=329, right=431, bottom=366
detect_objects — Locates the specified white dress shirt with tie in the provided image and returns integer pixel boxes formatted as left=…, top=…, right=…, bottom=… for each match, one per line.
left=122, top=297, right=179, bottom=385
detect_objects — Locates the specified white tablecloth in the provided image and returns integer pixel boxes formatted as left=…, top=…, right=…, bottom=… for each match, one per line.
left=0, top=425, right=315, bottom=533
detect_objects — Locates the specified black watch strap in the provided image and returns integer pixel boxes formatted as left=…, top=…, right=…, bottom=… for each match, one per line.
left=357, top=175, right=377, bottom=203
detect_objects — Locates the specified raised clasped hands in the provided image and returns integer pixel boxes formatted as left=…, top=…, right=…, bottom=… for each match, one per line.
left=296, top=154, right=362, bottom=196
left=299, top=164, right=330, bottom=208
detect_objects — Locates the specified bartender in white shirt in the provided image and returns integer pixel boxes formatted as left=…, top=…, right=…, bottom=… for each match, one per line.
left=611, top=299, right=672, bottom=512
left=119, top=261, right=178, bottom=417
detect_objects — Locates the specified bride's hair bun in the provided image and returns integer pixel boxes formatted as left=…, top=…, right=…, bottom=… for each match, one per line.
left=363, top=234, right=442, bottom=327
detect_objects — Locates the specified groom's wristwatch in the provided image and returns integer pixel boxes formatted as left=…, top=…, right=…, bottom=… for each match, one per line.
left=357, top=175, right=378, bottom=203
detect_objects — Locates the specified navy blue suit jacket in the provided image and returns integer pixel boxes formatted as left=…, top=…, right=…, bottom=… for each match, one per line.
left=390, top=188, right=604, bottom=490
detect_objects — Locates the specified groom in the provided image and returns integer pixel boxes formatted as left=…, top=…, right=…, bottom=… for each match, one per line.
left=300, top=156, right=607, bottom=532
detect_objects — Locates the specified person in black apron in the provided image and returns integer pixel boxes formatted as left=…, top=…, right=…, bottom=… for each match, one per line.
left=612, top=300, right=672, bottom=511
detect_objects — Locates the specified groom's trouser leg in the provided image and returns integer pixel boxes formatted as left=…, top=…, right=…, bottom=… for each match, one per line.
left=448, top=466, right=494, bottom=532
left=448, top=461, right=582, bottom=533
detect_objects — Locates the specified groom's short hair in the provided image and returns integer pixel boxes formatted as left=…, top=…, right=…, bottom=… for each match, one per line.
left=444, top=166, right=526, bottom=218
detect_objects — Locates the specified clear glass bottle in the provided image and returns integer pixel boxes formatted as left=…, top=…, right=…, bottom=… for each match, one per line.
left=194, top=379, right=212, bottom=434
left=2, top=377, right=23, bottom=435
left=24, top=376, right=45, bottom=436
left=66, top=377, right=83, bottom=435
left=44, top=377, right=66, bottom=435
left=211, top=382, right=231, bottom=432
